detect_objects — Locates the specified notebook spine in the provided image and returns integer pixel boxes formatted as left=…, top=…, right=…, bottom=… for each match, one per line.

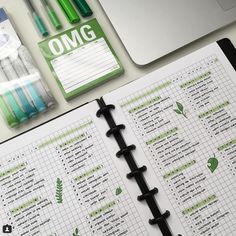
left=217, top=38, right=236, bottom=70
left=96, top=98, right=180, bottom=236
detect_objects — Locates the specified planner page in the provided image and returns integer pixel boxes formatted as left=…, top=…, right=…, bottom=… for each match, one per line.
left=103, top=42, right=236, bottom=236
left=0, top=101, right=153, bottom=236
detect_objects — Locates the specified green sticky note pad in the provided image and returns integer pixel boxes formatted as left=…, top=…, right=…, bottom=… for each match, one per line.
left=38, top=19, right=124, bottom=100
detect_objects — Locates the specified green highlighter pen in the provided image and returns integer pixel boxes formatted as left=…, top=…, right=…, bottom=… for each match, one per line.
left=41, top=0, right=62, bottom=30
left=25, top=0, right=49, bottom=37
left=0, top=64, right=19, bottom=128
left=0, top=95, right=19, bottom=128
left=0, top=66, right=27, bottom=124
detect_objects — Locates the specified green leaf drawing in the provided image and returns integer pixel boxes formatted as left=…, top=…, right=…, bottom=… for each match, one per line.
left=176, top=102, right=184, bottom=112
left=115, top=187, right=122, bottom=196
left=174, top=109, right=182, bottom=115
left=207, top=154, right=218, bottom=173
left=72, top=228, right=79, bottom=236
left=56, top=178, right=63, bottom=204
left=174, top=102, right=187, bottom=118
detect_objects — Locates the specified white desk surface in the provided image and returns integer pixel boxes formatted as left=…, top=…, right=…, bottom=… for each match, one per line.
left=0, top=0, right=236, bottom=143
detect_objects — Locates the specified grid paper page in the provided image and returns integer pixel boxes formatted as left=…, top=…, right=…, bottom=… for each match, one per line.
left=103, top=42, right=236, bottom=236
left=0, top=102, right=148, bottom=236
left=51, top=38, right=120, bottom=94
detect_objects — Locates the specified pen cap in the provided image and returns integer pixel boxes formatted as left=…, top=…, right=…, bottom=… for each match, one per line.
left=32, top=12, right=49, bottom=37
left=72, top=0, right=93, bottom=17
left=40, top=0, right=62, bottom=30
left=48, top=9, right=62, bottom=30
left=57, top=0, right=80, bottom=24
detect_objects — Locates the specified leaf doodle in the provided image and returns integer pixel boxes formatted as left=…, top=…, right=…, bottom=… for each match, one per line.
left=174, top=102, right=187, bottom=118
left=72, top=228, right=79, bottom=236
left=176, top=102, right=184, bottom=112
left=56, top=178, right=63, bottom=204
left=115, top=187, right=122, bottom=196
left=174, top=109, right=182, bottom=115
left=207, top=154, right=219, bottom=173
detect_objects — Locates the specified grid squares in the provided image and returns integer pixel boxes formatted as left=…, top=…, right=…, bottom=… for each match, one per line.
left=117, top=55, right=236, bottom=235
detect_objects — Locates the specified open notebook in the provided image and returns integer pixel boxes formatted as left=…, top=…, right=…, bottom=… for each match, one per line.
left=0, top=39, right=236, bottom=236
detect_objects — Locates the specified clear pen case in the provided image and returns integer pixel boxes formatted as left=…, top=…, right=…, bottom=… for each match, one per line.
left=0, top=8, right=55, bottom=128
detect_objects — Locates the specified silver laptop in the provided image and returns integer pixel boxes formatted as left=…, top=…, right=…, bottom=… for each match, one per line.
left=99, top=0, right=236, bottom=65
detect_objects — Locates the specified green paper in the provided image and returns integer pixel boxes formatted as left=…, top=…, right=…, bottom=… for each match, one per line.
left=38, top=19, right=124, bottom=100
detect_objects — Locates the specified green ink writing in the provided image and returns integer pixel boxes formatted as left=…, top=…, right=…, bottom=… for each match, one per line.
left=74, top=166, right=102, bottom=182
left=10, top=197, right=39, bottom=214
left=182, top=195, right=217, bottom=215
left=128, top=96, right=161, bottom=114
left=198, top=101, right=230, bottom=119
left=146, top=127, right=178, bottom=145
left=39, top=121, right=93, bottom=149
left=180, top=71, right=211, bottom=89
left=218, top=138, right=236, bottom=151
left=89, top=201, right=116, bottom=217
left=0, top=163, right=26, bottom=179
left=121, top=81, right=171, bottom=107
left=163, top=160, right=196, bottom=179
left=60, top=134, right=85, bottom=148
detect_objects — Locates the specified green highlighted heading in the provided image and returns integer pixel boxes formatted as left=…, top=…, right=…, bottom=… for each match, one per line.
left=10, top=197, right=39, bottom=214
left=60, top=134, right=85, bottom=148
left=182, top=195, right=217, bottom=215
left=163, top=160, right=196, bottom=179
left=89, top=201, right=116, bottom=217
left=38, top=121, right=93, bottom=149
left=75, top=165, right=102, bottom=182
left=180, top=71, right=211, bottom=89
left=146, top=127, right=178, bottom=145
left=0, top=163, right=26, bottom=179
left=198, top=101, right=229, bottom=119
left=121, top=81, right=171, bottom=108
left=218, top=138, right=236, bottom=151
left=128, top=96, right=161, bottom=114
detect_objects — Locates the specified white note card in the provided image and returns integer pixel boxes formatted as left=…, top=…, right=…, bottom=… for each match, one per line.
left=51, top=38, right=120, bottom=94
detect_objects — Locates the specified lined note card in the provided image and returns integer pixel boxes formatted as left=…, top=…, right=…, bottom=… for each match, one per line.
left=39, top=19, right=123, bottom=100
left=51, top=38, right=120, bottom=94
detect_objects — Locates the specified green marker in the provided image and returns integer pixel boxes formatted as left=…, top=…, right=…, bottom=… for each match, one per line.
left=25, top=0, right=49, bottom=37
left=0, top=95, right=19, bottom=128
left=72, top=0, right=93, bottom=17
left=57, top=0, right=80, bottom=24
left=0, top=65, right=27, bottom=124
left=41, top=0, right=62, bottom=30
